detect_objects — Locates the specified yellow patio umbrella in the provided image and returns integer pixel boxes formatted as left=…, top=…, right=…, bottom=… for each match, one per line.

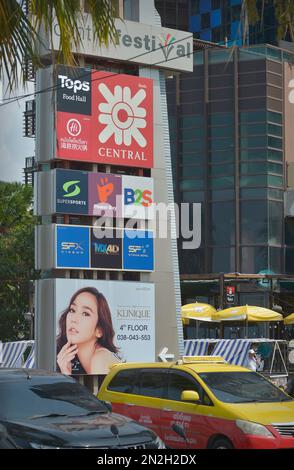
left=284, top=313, right=294, bottom=325
left=181, top=303, right=218, bottom=325
left=211, top=305, right=283, bottom=322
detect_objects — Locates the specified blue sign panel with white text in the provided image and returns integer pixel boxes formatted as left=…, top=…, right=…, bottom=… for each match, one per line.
left=123, top=230, right=154, bottom=271
left=56, top=225, right=90, bottom=268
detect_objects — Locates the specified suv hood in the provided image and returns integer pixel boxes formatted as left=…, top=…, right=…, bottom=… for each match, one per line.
left=4, top=412, right=155, bottom=448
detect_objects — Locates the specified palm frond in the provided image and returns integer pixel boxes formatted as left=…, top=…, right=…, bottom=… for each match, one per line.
left=0, top=0, right=39, bottom=90
left=0, top=0, right=118, bottom=91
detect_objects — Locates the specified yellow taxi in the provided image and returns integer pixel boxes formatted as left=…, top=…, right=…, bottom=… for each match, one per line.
left=98, top=357, right=294, bottom=449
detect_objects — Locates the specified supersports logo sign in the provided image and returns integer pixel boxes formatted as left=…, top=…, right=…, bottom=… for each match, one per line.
left=56, top=66, right=153, bottom=168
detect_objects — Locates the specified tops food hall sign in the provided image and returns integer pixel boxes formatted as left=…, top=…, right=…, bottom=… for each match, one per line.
left=42, top=16, right=193, bottom=73
left=55, top=65, right=153, bottom=168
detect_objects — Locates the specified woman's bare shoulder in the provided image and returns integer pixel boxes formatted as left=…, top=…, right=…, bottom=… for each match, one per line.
left=89, top=348, right=118, bottom=374
left=93, top=348, right=116, bottom=359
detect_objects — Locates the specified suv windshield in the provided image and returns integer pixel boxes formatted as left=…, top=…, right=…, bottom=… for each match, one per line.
left=198, top=371, right=293, bottom=404
left=0, top=378, right=107, bottom=420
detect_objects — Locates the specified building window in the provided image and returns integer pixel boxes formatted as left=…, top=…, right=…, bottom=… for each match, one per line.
left=268, top=175, right=283, bottom=188
left=210, top=150, right=234, bottom=163
left=201, top=12, right=210, bottom=29
left=240, top=149, right=267, bottom=161
left=241, top=247, right=268, bottom=274
left=286, top=248, right=294, bottom=274
left=231, top=4, right=241, bottom=22
left=268, top=111, right=282, bottom=124
left=211, top=201, right=235, bottom=246
left=268, top=136, right=283, bottom=149
left=211, top=246, right=235, bottom=272
left=269, top=201, right=283, bottom=245
left=182, top=190, right=205, bottom=202
left=210, top=126, right=233, bottom=138
left=209, top=112, right=233, bottom=126
left=268, top=149, right=283, bottom=162
left=180, top=115, right=204, bottom=127
left=268, top=188, right=283, bottom=200
left=212, top=0, right=221, bottom=10
left=241, top=201, right=268, bottom=244
left=123, top=0, right=139, bottom=21
left=268, top=124, right=282, bottom=137
left=181, top=139, right=205, bottom=152
left=190, top=0, right=200, bottom=15
left=240, top=162, right=268, bottom=175
left=240, top=175, right=268, bottom=187
left=240, top=123, right=267, bottom=137
left=210, top=163, right=234, bottom=176
left=240, top=188, right=268, bottom=199
left=239, top=111, right=267, bottom=123
left=240, top=136, right=267, bottom=148
left=181, top=151, right=206, bottom=165
left=209, top=176, right=235, bottom=189
left=210, top=137, right=235, bottom=151
left=181, top=165, right=205, bottom=177
left=269, top=247, right=282, bottom=273
left=210, top=189, right=235, bottom=201
left=180, top=179, right=204, bottom=191
left=212, top=26, right=222, bottom=43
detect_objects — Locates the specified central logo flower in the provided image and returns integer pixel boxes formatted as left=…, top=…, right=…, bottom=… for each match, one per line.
left=98, top=84, right=147, bottom=147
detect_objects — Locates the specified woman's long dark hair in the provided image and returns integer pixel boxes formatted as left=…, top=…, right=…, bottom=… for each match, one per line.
left=56, top=287, right=119, bottom=356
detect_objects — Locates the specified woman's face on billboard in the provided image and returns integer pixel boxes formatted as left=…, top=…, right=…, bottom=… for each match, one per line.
left=66, top=292, right=101, bottom=345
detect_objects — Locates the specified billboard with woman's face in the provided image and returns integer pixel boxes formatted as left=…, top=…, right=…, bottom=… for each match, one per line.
left=55, top=279, right=155, bottom=375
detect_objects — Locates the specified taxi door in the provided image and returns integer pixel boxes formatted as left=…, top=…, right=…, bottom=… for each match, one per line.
left=160, top=370, right=214, bottom=449
left=116, top=368, right=169, bottom=438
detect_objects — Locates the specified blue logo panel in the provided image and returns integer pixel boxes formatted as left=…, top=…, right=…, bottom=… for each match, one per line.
left=56, top=169, right=88, bottom=215
left=56, top=225, right=90, bottom=268
left=123, top=230, right=154, bottom=271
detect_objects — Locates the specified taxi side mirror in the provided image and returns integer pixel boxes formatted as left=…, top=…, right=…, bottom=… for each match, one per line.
left=181, top=390, right=200, bottom=403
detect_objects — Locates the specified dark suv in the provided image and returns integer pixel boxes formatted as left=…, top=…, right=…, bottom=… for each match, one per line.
left=0, top=369, right=165, bottom=449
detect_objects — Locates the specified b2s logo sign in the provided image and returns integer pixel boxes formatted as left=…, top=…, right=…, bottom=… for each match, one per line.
left=124, top=188, right=153, bottom=207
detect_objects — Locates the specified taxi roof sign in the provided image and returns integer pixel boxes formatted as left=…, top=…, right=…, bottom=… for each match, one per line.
left=178, top=356, right=227, bottom=364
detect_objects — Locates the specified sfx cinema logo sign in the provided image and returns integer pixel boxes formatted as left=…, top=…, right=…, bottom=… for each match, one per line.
left=56, top=67, right=153, bottom=168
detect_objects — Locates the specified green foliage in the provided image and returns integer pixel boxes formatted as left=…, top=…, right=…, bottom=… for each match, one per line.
left=273, top=0, right=294, bottom=42
left=0, top=0, right=117, bottom=91
left=243, top=0, right=260, bottom=25
left=0, top=182, right=36, bottom=342
left=244, top=0, right=294, bottom=42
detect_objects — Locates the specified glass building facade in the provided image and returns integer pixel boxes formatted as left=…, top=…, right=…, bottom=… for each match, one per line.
left=155, top=0, right=294, bottom=322
left=165, top=45, right=294, bottom=308
left=155, top=0, right=277, bottom=46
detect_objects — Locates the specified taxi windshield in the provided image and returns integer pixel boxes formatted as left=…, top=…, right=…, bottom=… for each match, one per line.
left=198, top=371, right=293, bottom=404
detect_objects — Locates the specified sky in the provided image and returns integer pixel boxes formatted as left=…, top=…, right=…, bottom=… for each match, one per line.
left=0, top=83, right=35, bottom=183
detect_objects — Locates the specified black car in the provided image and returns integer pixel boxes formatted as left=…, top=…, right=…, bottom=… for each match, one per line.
left=0, top=424, right=17, bottom=449
left=0, top=369, right=165, bottom=449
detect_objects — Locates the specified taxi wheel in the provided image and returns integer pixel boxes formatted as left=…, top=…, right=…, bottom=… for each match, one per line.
left=210, top=437, right=233, bottom=449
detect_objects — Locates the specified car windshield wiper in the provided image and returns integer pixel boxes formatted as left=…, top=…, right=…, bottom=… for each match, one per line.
left=276, top=396, right=292, bottom=402
left=235, top=399, right=260, bottom=403
left=74, top=410, right=106, bottom=417
left=29, top=413, right=68, bottom=420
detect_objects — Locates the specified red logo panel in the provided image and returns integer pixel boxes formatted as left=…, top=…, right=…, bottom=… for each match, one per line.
left=56, top=69, right=153, bottom=168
